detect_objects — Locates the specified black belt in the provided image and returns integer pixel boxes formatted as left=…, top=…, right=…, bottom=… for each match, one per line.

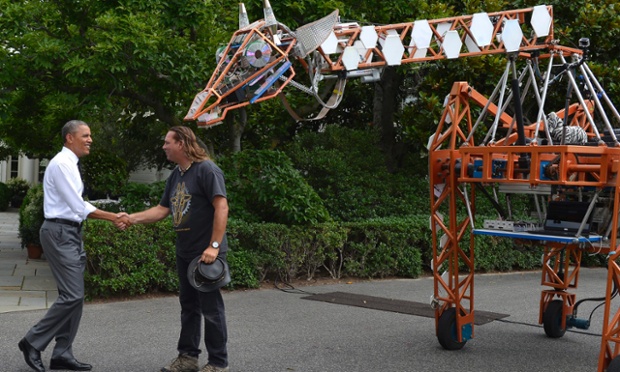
left=45, top=218, right=82, bottom=228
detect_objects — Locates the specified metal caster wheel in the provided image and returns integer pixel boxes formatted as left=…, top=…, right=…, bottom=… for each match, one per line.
left=437, top=307, right=467, bottom=350
left=543, top=299, right=566, bottom=338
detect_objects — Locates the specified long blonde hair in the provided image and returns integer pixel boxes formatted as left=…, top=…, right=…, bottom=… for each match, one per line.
left=169, top=126, right=210, bottom=162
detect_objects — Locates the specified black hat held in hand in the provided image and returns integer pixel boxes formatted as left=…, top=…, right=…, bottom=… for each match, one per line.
left=187, top=256, right=231, bottom=292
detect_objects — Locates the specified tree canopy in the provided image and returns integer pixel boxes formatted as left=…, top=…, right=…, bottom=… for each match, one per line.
left=1, top=0, right=619, bottom=175
left=0, top=0, right=232, bottom=167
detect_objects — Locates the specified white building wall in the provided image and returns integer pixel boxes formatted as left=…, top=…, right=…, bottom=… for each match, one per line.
left=128, top=166, right=171, bottom=184
left=18, top=155, right=38, bottom=184
left=0, top=157, right=168, bottom=186
left=0, top=156, right=40, bottom=185
left=0, top=160, right=7, bottom=183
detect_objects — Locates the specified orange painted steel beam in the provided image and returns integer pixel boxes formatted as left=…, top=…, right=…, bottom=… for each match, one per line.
left=459, top=145, right=620, bottom=187
left=598, top=185, right=620, bottom=371
left=429, top=81, right=477, bottom=345
left=541, top=244, right=582, bottom=290
left=430, top=79, right=620, bottom=371
left=321, top=6, right=569, bottom=72
left=187, top=5, right=581, bottom=127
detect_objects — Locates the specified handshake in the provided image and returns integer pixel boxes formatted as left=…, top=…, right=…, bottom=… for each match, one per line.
left=113, top=212, right=134, bottom=231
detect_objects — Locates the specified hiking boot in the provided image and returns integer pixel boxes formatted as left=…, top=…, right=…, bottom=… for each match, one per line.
left=199, top=364, right=229, bottom=372
left=161, top=354, right=199, bottom=372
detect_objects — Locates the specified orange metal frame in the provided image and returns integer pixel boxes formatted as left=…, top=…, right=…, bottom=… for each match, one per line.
left=600, top=186, right=620, bottom=371
left=184, top=22, right=298, bottom=125
left=429, top=80, right=620, bottom=371
left=186, top=3, right=620, bottom=370
left=318, top=6, right=585, bottom=71
left=187, top=5, right=585, bottom=127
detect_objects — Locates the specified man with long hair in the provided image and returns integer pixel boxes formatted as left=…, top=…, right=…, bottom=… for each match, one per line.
left=124, top=126, right=230, bottom=372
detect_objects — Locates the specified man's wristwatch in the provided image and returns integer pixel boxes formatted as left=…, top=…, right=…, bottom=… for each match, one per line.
left=211, top=241, right=220, bottom=249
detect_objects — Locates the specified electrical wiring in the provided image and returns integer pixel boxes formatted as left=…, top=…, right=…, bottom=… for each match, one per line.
left=573, top=267, right=619, bottom=325
left=273, top=278, right=318, bottom=296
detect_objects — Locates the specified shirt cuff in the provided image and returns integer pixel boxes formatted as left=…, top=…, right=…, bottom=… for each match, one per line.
left=81, top=202, right=97, bottom=220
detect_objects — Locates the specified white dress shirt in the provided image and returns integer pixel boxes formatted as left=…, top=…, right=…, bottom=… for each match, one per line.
left=43, top=147, right=96, bottom=222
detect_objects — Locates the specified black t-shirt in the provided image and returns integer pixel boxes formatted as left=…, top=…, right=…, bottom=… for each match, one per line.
left=160, top=160, right=228, bottom=258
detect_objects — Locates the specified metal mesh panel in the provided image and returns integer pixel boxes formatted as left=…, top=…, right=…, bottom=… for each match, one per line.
left=294, top=10, right=339, bottom=58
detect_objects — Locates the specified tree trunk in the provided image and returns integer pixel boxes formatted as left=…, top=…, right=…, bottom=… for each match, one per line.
left=229, top=107, right=247, bottom=153
left=373, top=66, right=405, bottom=172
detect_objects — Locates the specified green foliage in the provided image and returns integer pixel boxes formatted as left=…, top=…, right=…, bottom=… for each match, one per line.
left=227, top=218, right=418, bottom=282
left=342, top=217, right=427, bottom=278
left=470, top=186, right=533, bottom=220
left=78, top=213, right=545, bottom=298
left=83, top=219, right=178, bottom=300
left=284, top=126, right=428, bottom=221
left=226, top=220, right=284, bottom=281
left=218, top=150, right=332, bottom=225
left=0, top=0, right=228, bottom=161
left=473, top=235, right=541, bottom=272
left=226, top=246, right=261, bottom=289
left=18, top=185, right=44, bottom=248
left=84, top=217, right=265, bottom=297
left=90, top=199, right=122, bottom=214
left=118, top=181, right=166, bottom=213
left=0, top=183, right=10, bottom=211
left=81, top=148, right=129, bottom=199
left=7, top=177, right=30, bottom=208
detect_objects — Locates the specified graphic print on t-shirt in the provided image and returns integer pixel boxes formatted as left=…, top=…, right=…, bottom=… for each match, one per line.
left=170, top=182, right=191, bottom=227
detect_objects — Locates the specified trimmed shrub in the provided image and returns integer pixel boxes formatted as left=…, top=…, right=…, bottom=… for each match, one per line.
left=18, top=185, right=44, bottom=248
left=227, top=219, right=420, bottom=282
left=7, top=177, right=30, bottom=208
left=226, top=246, right=261, bottom=289
left=472, top=235, right=541, bottom=272
left=80, top=214, right=544, bottom=299
left=83, top=218, right=269, bottom=297
left=227, top=220, right=349, bottom=282
left=218, top=150, right=331, bottom=225
left=342, top=216, right=427, bottom=278
left=83, top=219, right=178, bottom=300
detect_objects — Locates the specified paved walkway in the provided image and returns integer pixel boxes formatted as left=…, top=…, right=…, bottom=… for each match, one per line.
left=0, top=209, right=57, bottom=313
left=0, top=206, right=615, bottom=371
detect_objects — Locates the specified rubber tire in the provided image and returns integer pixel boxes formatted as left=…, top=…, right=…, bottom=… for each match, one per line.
left=608, top=355, right=620, bottom=372
left=437, top=307, right=467, bottom=350
left=543, top=300, right=567, bottom=338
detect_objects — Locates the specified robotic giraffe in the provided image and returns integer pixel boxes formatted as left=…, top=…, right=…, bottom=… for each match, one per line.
left=184, top=2, right=620, bottom=371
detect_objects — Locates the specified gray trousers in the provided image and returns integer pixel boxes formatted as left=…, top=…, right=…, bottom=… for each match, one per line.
left=25, top=220, right=86, bottom=359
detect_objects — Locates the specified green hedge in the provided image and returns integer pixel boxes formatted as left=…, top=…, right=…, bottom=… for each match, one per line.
left=227, top=221, right=349, bottom=282
left=341, top=217, right=427, bottom=279
left=83, top=220, right=178, bottom=300
left=83, top=218, right=425, bottom=298
left=81, top=216, right=546, bottom=299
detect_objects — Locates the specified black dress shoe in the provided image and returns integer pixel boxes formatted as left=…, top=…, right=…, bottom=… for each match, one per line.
left=18, top=338, right=46, bottom=372
left=50, top=357, right=92, bottom=371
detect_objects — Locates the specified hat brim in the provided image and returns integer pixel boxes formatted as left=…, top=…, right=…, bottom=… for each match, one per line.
left=187, top=256, right=231, bottom=292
